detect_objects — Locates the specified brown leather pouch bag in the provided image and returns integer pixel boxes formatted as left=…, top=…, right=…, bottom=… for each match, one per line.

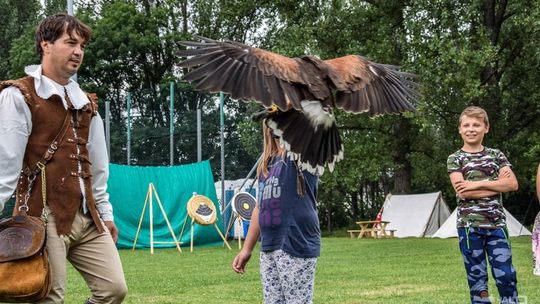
left=0, top=211, right=50, bottom=302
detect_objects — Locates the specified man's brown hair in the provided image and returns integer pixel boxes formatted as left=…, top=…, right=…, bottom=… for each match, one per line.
left=35, top=13, right=91, bottom=60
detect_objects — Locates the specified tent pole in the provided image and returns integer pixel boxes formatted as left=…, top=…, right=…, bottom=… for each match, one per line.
left=238, top=154, right=262, bottom=191
left=220, top=92, right=225, bottom=210
left=127, top=92, right=131, bottom=165
left=170, top=81, right=174, bottom=166
left=105, top=100, right=110, bottom=159
left=223, top=155, right=262, bottom=214
left=67, top=0, right=77, bottom=82
left=197, top=108, right=202, bottom=162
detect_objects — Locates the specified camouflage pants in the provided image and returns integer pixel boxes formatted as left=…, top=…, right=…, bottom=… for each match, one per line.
left=458, top=227, right=518, bottom=304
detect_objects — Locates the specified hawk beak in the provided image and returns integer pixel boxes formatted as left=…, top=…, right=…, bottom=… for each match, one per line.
left=269, top=104, right=278, bottom=113
left=251, top=105, right=279, bottom=121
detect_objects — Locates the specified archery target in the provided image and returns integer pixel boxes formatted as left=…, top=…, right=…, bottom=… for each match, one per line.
left=231, top=192, right=256, bottom=220
left=187, top=195, right=217, bottom=225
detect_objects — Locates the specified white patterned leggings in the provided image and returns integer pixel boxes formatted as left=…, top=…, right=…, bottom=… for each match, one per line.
left=260, top=249, right=317, bottom=304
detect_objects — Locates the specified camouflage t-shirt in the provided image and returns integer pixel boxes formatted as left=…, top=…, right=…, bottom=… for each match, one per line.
left=447, top=147, right=511, bottom=228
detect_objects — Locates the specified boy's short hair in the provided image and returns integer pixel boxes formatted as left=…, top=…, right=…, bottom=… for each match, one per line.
left=459, top=106, right=489, bottom=126
left=35, top=13, right=92, bottom=60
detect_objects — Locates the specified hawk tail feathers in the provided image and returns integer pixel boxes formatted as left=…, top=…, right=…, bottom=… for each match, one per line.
left=266, top=109, right=343, bottom=176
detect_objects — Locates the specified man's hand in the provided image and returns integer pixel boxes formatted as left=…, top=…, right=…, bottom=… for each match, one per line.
left=104, top=221, right=119, bottom=243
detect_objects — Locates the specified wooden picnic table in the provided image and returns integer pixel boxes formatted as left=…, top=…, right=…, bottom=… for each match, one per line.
left=347, top=220, right=394, bottom=239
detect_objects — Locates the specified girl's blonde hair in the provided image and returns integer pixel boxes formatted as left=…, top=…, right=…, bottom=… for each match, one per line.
left=459, top=106, right=489, bottom=126
left=257, top=122, right=286, bottom=178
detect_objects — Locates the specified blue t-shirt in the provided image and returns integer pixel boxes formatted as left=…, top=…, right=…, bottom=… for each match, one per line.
left=258, top=156, right=321, bottom=258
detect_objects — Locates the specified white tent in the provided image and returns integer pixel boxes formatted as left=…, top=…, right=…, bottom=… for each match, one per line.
left=381, top=192, right=451, bottom=238
left=214, top=178, right=257, bottom=204
left=432, top=207, right=531, bottom=238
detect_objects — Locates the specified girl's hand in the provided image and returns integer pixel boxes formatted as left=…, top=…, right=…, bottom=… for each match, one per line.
left=232, top=249, right=252, bottom=274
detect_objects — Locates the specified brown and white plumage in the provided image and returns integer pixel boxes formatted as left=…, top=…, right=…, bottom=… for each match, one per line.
left=177, top=36, right=419, bottom=175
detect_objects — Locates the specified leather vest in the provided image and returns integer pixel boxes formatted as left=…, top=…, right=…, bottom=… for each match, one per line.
left=0, top=76, right=105, bottom=235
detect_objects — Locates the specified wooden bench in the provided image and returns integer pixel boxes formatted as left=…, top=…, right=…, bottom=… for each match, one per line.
left=360, top=229, right=378, bottom=238
left=347, top=230, right=361, bottom=238
left=348, top=229, right=378, bottom=238
left=383, top=229, right=396, bottom=238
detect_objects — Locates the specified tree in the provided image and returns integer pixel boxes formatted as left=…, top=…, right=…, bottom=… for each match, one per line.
left=4, top=0, right=539, bottom=228
left=0, top=0, right=41, bottom=80
left=75, top=0, right=266, bottom=179
left=406, top=0, right=540, bottom=219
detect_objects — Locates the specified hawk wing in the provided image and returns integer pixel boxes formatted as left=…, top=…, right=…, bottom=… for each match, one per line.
left=324, top=55, right=419, bottom=115
left=177, top=37, right=419, bottom=116
left=176, top=37, right=419, bottom=176
left=176, top=36, right=309, bottom=111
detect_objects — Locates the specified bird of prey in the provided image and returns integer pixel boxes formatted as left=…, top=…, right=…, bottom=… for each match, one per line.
left=176, top=36, right=419, bottom=176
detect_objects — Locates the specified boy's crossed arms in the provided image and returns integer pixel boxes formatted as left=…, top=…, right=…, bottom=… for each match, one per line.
left=450, top=166, right=518, bottom=199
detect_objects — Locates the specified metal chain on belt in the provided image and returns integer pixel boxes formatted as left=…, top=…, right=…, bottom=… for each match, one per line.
left=36, top=162, right=49, bottom=223
left=19, top=162, right=49, bottom=224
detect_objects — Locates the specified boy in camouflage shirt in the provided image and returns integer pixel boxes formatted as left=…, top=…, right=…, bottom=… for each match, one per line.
left=447, top=106, right=519, bottom=304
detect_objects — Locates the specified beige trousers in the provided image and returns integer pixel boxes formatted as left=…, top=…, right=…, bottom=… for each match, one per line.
left=38, top=209, right=128, bottom=304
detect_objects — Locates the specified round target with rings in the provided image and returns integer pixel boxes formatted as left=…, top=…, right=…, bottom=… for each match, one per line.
left=231, top=192, right=256, bottom=220
left=187, top=195, right=217, bottom=225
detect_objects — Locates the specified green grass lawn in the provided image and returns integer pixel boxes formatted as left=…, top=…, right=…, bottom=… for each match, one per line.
left=62, top=236, right=538, bottom=304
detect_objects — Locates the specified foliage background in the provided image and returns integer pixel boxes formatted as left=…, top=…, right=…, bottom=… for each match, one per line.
left=2, top=0, right=540, bottom=229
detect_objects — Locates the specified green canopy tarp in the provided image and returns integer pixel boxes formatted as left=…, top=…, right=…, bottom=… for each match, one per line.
left=108, top=161, right=225, bottom=249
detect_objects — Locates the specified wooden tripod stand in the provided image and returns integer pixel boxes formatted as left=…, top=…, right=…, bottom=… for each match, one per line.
left=132, top=183, right=182, bottom=254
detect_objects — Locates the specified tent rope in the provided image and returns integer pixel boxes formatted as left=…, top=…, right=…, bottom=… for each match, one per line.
left=519, top=195, right=537, bottom=235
